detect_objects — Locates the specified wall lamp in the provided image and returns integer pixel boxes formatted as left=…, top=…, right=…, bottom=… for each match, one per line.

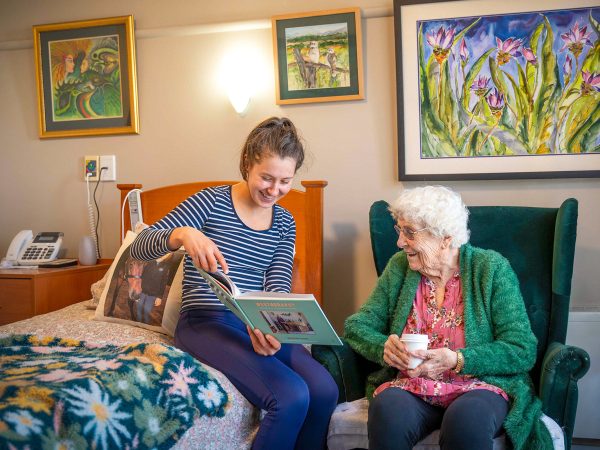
left=220, top=45, right=263, bottom=116
left=228, top=84, right=251, bottom=115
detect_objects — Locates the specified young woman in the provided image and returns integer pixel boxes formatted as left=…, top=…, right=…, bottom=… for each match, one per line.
left=130, top=117, right=338, bottom=450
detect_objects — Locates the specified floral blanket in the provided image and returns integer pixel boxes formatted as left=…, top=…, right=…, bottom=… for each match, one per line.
left=0, top=334, right=229, bottom=449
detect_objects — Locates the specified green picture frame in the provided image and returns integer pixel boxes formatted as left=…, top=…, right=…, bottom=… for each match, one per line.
left=33, top=15, right=139, bottom=139
left=272, top=8, right=364, bottom=105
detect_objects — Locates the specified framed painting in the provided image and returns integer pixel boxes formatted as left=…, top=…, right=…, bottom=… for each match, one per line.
left=394, top=0, right=599, bottom=180
left=33, top=15, right=139, bottom=139
left=272, top=8, right=364, bottom=105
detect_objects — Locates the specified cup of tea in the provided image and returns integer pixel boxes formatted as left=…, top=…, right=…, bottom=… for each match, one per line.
left=400, top=333, right=429, bottom=369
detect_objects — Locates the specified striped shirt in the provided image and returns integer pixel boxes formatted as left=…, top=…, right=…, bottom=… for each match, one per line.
left=130, top=185, right=296, bottom=312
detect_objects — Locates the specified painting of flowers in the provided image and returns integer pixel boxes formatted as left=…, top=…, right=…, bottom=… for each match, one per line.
left=416, top=6, right=599, bottom=158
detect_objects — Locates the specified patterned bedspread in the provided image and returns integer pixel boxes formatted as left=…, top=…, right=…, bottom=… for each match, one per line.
left=0, top=334, right=229, bottom=449
left=0, top=303, right=260, bottom=449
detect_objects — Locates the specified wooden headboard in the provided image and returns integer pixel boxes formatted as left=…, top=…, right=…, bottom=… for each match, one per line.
left=117, top=181, right=327, bottom=304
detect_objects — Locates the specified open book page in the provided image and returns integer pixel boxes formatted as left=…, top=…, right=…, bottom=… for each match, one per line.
left=203, top=270, right=242, bottom=296
left=195, top=267, right=252, bottom=326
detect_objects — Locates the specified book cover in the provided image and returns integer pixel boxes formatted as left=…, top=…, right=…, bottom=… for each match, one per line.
left=196, top=268, right=342, bottom=346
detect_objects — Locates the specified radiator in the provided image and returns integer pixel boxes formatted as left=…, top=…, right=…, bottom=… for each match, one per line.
left=566, top=308, right=600, bottom=440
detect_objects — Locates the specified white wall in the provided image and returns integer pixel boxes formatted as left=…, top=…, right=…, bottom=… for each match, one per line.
left=1, top=0, right=599, bottom=331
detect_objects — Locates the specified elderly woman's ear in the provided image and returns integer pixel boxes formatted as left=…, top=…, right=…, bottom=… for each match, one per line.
left=442, top=236, right=452, bottom=249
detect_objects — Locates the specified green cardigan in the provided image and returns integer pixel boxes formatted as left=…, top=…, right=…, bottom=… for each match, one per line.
left=344, top=244, right=552, bottom=450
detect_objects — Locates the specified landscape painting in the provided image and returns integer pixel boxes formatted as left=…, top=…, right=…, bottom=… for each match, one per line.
left=272, top=8, right=364, bottom=104
left=284, top=22, right=351, bottom=91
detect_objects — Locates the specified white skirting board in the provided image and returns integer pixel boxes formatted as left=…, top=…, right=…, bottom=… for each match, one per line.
left=567, top=309, right=600, bottom=440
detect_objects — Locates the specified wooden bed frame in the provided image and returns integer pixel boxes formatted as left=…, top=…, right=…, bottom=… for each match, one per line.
left=117, top=181, right=327, bottom=304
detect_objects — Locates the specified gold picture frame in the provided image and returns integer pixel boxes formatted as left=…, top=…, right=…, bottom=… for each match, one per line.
left=272, top=8, right=364, bottom=105
left=33, top=15, right=139, bottom=139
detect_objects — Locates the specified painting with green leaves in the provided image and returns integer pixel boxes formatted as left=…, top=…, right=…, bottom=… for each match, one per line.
left=49, top=36, right=123, bottom=122
left=395, top=0, right=599, bottom=180
left=34, top=16, right=139, bottom=138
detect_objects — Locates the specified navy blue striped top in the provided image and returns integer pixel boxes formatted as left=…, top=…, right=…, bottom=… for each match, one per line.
left=130, top=185, right=296, bottom=312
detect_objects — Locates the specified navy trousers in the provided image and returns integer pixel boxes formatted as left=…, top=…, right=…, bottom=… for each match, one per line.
left=175, top=309, right=338, bottom=450
left=368, top=388, right=509, bottom=450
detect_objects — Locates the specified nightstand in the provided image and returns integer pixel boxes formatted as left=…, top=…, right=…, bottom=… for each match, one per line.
left=0, top=260, right=111, bottom=325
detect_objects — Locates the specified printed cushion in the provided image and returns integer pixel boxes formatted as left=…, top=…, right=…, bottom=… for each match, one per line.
left=94, top=231, right=184, bottom=336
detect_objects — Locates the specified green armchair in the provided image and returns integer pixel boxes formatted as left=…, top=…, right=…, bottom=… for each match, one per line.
left=313, top=199, right=590, bottom=449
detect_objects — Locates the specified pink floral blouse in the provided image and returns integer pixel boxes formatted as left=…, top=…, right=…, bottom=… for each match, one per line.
left=373, top=273, right=508, bottom=407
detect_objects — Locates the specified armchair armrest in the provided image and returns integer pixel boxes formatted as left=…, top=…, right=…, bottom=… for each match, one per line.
left=539, top=341, right=590, bottom=448
left=312, top=339, right=379, bottom=403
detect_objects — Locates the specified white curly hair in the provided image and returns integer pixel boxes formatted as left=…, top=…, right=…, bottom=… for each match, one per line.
left=389, top=186, right=470, bottom=248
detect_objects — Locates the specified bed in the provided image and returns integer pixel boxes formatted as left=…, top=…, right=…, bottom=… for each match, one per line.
left=0, top=179, right=327, bottom=449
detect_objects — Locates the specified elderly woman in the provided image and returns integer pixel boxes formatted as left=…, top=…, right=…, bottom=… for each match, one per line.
left=344, top=186, right=551, bottom=450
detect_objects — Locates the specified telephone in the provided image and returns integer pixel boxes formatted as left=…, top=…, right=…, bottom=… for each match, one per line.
left=3, top=230, right=64, bottom=267
left=128, top=189, right=144, bottom=230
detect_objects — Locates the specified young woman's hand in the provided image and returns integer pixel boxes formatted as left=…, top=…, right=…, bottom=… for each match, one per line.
left=247, top=326, right=281, bottom=356
left=407, top=348, right=458, bottom=379
left=169, top=226, right=229, bottom=273
left=383, top=334, right=411, bottom=370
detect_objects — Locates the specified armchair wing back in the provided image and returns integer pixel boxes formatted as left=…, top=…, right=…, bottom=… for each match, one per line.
left=313, top=199, right=590, bottom=449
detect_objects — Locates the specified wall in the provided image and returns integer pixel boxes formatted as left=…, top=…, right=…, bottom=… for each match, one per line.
left=1, top=0, right=599, bottom=332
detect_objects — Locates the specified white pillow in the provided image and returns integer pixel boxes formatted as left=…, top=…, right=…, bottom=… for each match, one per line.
left=94, top=231, right=184, bottom=336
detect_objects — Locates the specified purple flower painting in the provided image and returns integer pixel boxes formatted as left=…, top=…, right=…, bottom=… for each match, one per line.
left=417, top=6, right=599, bottom=157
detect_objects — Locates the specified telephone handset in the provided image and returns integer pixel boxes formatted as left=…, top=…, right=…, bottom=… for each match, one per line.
left=3, top=230, right=64, bottom=267
left=6, top=230, right=33, bottom=262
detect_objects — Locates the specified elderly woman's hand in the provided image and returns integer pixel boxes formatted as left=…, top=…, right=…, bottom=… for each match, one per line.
left=407, top=348, right=458, bottom=379
left=383, top=334, right=411, bottom=370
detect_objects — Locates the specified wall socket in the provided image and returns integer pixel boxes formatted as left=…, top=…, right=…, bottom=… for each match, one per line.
left=99, top=155, right=117, bottom=181
left=83, top=155, right=116, bottom=181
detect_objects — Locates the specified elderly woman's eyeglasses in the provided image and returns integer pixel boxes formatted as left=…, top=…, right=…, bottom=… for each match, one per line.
left=394, top=224, right=429, bottom=240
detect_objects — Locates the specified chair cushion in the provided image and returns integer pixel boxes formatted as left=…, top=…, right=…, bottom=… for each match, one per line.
left=327, top=398, right=564, bottom=450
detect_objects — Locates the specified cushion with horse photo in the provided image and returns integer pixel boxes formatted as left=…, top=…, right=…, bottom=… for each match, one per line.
left=94, top=231, right=184, bottom=336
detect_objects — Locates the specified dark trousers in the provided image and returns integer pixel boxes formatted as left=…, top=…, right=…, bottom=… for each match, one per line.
left=368, top=388, right=509, bottom=450
left=175, top=309, right=338, bottom=450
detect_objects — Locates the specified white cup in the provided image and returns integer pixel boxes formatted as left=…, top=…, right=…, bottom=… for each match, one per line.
left=400, top=333, right=429, bottom=369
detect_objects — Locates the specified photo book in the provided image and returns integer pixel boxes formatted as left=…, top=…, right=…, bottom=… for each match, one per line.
left=195, top=267, right=342, bottom=346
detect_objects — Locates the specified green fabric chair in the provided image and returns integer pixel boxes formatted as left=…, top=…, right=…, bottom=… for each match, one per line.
left=313, top=199, right=590, bottom=449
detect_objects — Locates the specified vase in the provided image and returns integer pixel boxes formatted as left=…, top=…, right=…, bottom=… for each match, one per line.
left=78, top=235, right=98, bottom=265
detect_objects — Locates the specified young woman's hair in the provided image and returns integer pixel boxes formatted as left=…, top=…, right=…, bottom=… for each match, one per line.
left=239, top=117, right=305, bottom=180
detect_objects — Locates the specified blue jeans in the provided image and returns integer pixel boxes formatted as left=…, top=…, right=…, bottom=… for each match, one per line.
left=136, top=293, right=155, bottom=324
left=175, top=309, right=338, bottom=450
left=368, top=388, right=508, bottom=450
